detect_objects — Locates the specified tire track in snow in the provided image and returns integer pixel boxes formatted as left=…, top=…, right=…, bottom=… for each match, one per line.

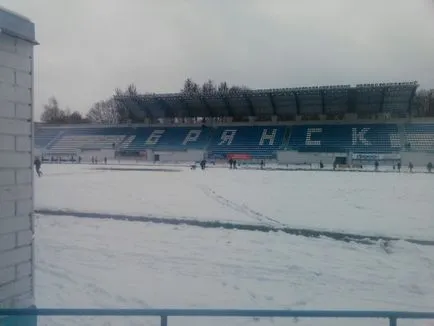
left=197, top=184, right=284, bottom=227
left=35, top=209, right=434, bottom=247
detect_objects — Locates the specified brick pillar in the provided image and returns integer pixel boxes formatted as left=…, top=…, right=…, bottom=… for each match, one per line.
left=0, top=6, right=38, bottom=326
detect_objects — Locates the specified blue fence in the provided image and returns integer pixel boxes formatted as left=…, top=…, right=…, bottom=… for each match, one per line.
left=1, top=309, right=434, bottom=326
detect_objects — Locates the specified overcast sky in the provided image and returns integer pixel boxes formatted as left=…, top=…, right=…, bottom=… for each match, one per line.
left=3, top=0, right=434, bottom=119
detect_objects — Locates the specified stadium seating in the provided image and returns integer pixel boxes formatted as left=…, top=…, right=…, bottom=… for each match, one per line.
left=287, top=124, right=401, bottom=153
left=207, top=126, right=286, bottom=159
left=34, top=82, right=424, bottom=158
left=34, top=128, right=62, bottom=149
left=46, top=127, right=131, bottom=154
left=34, top=123, right=434, bottom=158
left=403, top=124, right=434, bottom=152
left=124, top=127, right=213, bottom=152
left=38, top=126, right=214, bottom=154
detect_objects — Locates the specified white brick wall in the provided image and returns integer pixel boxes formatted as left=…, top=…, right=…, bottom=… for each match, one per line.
left=0, top=29, right=35, bottom=310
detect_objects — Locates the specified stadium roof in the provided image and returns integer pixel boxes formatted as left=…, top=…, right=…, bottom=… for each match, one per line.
left=115, top=82, right=418, bottom=120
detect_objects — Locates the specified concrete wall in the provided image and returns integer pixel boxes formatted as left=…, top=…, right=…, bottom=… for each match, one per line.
left=153, top=149, right=205, bottom=162
left=0, top=6, right=37, bottom=326
left=400, top=151, right=434, bottom=167
left=276, top=150, right=342, bottom=165
left=79, top=149, right=116, bottom=161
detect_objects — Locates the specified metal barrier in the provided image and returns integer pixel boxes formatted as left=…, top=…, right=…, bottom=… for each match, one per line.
left=1, top=309, right=434, bottom=326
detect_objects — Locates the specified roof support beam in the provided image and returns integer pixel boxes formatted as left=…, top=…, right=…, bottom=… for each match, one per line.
left=222, top=96, right=235, bottom=117
left=292, top=91, right=301, bottom=116
left=179, top=98, right=192, bottom=117
left=130, top=97, right=152, bottom=122
left=268, top=93, right=277, bottom=116
left=320, top=90, right=326, bottom=115
left=408, top=86, right=418, bottom=116
left=379, top=87, right=386, bottom=113
left=155, top=97, right=173, bottom=117
left=243, top=94, right=255, bottom=116
left=201, top=97, right=213, bottom=117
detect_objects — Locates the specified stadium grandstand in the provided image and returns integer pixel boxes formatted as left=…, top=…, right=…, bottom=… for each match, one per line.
left=34, top=81, right=434, bottom=168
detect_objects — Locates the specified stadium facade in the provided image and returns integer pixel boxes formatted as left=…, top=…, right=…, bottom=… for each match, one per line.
left=35, top=81, right=434, bottom=168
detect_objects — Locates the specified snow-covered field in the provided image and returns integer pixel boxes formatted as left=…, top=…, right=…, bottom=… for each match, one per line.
left=35, top=164, right=434, bottom=326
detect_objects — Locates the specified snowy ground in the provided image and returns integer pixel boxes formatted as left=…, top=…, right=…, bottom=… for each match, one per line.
left=35, top=164, right=434, bottom=326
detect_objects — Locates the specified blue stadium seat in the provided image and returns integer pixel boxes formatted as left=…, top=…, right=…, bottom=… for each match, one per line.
left=287, top=124, right=400, bottom=153
left=47, top=127, right=132, bottom=154
left=34, top=128, right=62, bottom=149
left=35, top=123, right=434, bottom=158
left=118, top=128, right=154, bottom=152
left=207, top=126, right=286, bottom=159
left=123, top=127, right=213, bottom=152
left=404, top=124, right=434, bottom=152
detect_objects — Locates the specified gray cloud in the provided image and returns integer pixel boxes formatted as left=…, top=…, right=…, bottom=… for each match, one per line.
left=3, top=0, right=434, bottom=119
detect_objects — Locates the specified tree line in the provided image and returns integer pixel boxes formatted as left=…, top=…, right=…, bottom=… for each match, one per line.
left=40, top=78, right=434, bottom=124
left=39, top=79, right=249, bottom=124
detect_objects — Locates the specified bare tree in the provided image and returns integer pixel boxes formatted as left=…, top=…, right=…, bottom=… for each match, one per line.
left=217, top=81, right=229, bottom=94
left=126, top=83, right=138, bottom=96
left=412, top=89, right=433, bottom=117
left=40, top=97, right=87, bottom=124
left=40, top=97, right=63, bottom=123
left=181, top=78, right=248, bottom=97
left=69, top=111, right=85, bottom=123
left=107, top=79, right=251, bottom=123
left=201, top=79, right=217, bottom=95
left=228, top=85, right=250, bottom=94
left=87, top=99, right=120, bottom=124
left=181, top=78, right=200, bottom=96
left=112, top=84, right=141, bottom=123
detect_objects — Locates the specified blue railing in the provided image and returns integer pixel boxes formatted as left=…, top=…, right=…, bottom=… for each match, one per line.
left=1, top=309, right=434, bottom=326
